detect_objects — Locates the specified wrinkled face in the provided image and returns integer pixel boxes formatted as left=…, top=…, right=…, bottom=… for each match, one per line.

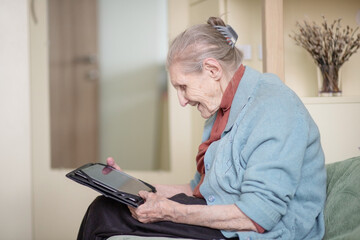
left=169, top=63, right=223, bottom=119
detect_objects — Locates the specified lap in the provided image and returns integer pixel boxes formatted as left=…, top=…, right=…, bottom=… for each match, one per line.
left=77, top=194, right=230, bottom=240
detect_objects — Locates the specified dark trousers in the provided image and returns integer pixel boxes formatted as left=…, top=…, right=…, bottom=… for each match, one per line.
left=77, top=193, right=234, bottom=240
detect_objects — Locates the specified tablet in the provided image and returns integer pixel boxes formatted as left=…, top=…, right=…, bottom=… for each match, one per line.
left=66, top=163, right=156, bottom=207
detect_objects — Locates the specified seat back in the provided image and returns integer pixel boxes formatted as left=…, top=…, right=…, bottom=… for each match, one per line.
left=324, top=156, right=360, bottom=239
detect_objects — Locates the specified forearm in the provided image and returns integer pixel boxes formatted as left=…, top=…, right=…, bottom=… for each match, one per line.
left=154, top=184, right=193, bottom=198
left=168, top=202, right=257, bottom=232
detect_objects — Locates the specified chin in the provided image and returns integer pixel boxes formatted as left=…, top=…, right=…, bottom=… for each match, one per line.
left=200, top=114, right=210, bottom=119
left=199, top=111, right=213, bottom=119
left=197, top=104, right=216, bottom=119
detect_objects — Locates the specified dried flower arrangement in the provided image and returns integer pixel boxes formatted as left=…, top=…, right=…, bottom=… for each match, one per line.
left=289, top=16, right=360, bottom=96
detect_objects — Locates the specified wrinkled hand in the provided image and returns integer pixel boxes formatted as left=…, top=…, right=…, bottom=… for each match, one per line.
left=128, top=191, right=176, bottom=223
left=106, top=157, right=121, bottom=170
left=102, top=157, right=122, bottom=175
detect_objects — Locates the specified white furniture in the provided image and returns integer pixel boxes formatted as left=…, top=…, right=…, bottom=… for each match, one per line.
left=303, top=97, right=360, bottom=164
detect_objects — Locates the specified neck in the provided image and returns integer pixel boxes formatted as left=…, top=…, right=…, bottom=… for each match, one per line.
left=219, top=67, right=237, bottom=93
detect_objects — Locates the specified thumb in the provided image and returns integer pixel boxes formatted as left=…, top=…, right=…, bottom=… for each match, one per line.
left=139, top=191, right=149, bottom=199
left=106, top=157, right=121, bottom=171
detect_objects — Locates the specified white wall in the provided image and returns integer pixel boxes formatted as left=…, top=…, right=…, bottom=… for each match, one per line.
left=284, top=0, right=360, bottom=97
left=228, top=0, right=263, bottom=72
left=0, top=0, right=33, bottom=239
left=99, top=0, right=169, bottom=171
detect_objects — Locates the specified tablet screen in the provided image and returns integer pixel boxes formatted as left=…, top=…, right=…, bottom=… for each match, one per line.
left=78, top=164, right=153, bottom=195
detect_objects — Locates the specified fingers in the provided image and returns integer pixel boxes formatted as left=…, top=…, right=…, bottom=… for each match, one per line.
left=138, top=191, right=150, bottom=199
left=128, top=206, right=143, bottom=222
left=102, top=166, right=112, bottom=175
left=129, top=193, right=168, bottom=224
left=106, top=157, right=121, bottom=171
left=128, top=205, right=149, bottom=223
left=128, top=206, right=136, bottom=218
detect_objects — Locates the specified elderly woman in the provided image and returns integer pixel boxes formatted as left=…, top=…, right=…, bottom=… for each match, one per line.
left=78, top=17, right=326, bottom=240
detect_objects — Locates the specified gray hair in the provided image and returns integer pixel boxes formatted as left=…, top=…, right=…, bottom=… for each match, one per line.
left=166, top=17, right=243, bottom=74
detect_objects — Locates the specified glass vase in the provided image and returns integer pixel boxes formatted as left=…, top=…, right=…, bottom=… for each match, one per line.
left=317, top=64, right=342, bottom=97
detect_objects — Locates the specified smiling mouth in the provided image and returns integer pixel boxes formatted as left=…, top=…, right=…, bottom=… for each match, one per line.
left=189, top=102, right=201, bottom=110
left=188, top=101, right=197, bottom=106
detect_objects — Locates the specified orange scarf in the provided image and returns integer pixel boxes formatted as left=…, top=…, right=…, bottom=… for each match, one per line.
left=193, top=64, right=245, bottom=198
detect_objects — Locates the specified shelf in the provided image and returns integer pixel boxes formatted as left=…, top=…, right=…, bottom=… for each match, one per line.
left=301, top=96, right=360, bottom=105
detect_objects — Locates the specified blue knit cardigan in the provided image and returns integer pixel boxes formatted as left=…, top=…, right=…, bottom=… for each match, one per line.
left=190, top=66, right=327, bottom=240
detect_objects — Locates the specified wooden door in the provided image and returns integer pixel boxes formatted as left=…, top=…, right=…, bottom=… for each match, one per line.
left=48, top=0, right=99, bottom=168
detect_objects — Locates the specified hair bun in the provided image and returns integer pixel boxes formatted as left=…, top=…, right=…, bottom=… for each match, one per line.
left=207, top=17, right=226, bottom=27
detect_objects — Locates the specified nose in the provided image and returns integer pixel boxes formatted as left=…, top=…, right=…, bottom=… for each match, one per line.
left=177, top=90, right=189, bottom=107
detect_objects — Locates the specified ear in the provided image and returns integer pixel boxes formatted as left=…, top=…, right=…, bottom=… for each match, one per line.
left=202, top=58, right=223, bottom=81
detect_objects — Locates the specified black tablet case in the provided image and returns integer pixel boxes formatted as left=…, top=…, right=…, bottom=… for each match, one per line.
left=66, top=163, right=156, bottom=208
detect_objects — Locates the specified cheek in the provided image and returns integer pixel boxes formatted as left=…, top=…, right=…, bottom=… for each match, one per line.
left=191, top=82, right=215, bottom=98
left=185, top=81, right=221, bottom=110
left=204, top=88, right=222, bottom=111
left=185, top=87, right=206, bottom=100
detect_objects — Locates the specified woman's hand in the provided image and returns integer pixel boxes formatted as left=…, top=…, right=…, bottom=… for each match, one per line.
left=130, top=191, right=257, bottom=232
left=106, top=157, right=121, bottom=171
left=128, top=191, right=177, bottom=223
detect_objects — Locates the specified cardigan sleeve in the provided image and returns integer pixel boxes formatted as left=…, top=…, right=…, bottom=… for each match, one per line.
left=234, top=94, right=310, bottom=231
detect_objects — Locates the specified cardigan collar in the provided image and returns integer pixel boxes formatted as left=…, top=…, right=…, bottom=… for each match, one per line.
left=202, top=66, right=261, bottom=141
left=224, top=65, right=261, bottom=132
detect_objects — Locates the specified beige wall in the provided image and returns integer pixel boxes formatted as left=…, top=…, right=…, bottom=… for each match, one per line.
left=284, top=0, right=360, bottom=97
left=0, top=0, right=33, bottom=239
left=227, top=0, right=263, bottom=72
left=304, top=98, right=360, bottom=164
